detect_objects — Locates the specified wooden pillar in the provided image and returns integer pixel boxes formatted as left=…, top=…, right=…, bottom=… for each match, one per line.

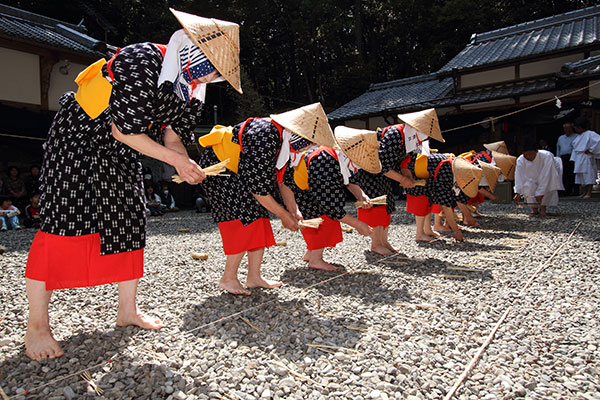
left=39, top=54, right=58, bottom=110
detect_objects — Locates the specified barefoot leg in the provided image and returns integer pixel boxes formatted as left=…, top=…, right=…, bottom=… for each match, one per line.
left=382, top=226, right=397, bottom=252
left=433, top=214, right=451, bottom=232
left=415, top=215, right=434, bottom=241
left=24, top=278, right=63, bottom=360
left=303, top=250, right=311, bottom=262
left=218, top=252, right=251, bottom=295
left=539, top=205, right=547, bottom=217
left=116, top=279, right=164, bottom=329
left=457, top=203, right=479, bottom=226
left=370, top=226, right=393, bottom=255
left=246, top=248, right=282, bottom=289
left=308, top=248, right=338, bottom=271
left=422, top=213, right=439, bottom=237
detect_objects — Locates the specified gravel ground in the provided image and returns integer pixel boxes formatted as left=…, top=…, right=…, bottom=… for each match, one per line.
left=1, top=198, right=599, bottom=400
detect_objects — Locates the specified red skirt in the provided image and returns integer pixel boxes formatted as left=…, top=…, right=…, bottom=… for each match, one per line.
left=431, top=204, right=441, bottom=214
left=406, top=195, right=432, bottom=217
left=26, top=231, right=144, bottom=290
left=358, top=205, right=391, bottom=228
left=301, top=214, right=343, bottom=250
left=218, top=218, right=275, bottom=255
left=468, top=192, right=485, bottom=205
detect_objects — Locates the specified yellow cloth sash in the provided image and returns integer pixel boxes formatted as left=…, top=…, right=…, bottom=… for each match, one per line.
left=458, top=150, right=476, bottom=161
left=414, top=153, right=429, bottom=179
left=198, top=125, right=241, bottom=173
left=74, top=59, right=112, bottom=119
left=293, top=152, right=309, bottom=190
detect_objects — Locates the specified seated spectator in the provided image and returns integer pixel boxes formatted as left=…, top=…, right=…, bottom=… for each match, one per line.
left=25, top=165, right=41, bottom=196
left=0, top=196, right=21, bottom=230
left=6, top=166, right=27, bottom=210
left=145, top=185, right=163, bottom=216
left=160, top=184, right=179, bottom=212
left=0, top=177, right=5, bottom=195
left=24, top=192, right=41, bottom=229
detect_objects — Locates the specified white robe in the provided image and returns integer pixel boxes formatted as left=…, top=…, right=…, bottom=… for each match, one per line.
left=514, top=150, right=564, bottom=206
left=570, top=130, right=600, bottom=185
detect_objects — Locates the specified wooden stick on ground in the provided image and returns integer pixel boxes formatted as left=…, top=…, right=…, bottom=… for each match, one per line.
left=239, top=316, right=262, bottom=332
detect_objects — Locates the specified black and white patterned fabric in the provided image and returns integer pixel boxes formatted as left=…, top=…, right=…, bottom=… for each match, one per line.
left=425, top=153, right=456, bottom=208
left=402, top=153, right=428, bottom=197
left=378, top=125, right=407, bottom=174
left=200, top=118, right=282, bottom=225
left=471, top=150, right=492, bottom=164
left=349, top=126, right=397, bottom=214
left=283, top=148, right=347, bottom=220
left=455, top=189, right=471, bottom=205
left=39, top=43, right=201, bottom=255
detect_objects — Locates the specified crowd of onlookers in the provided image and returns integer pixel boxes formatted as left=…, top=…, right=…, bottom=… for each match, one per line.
left=0, top=165, right=42, bottom=231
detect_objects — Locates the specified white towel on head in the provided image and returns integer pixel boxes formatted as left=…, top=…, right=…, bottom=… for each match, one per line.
left=276, top=129, right=292, bottom=170
left=336, top=149, right=359, bottom=185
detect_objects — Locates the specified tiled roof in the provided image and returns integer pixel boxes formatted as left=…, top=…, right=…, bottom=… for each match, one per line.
left=439, top=5, right=600, bottom=73
left=327, top=74, right=454, bottom=121
left=559, top=54, right=600, bottom=78
left=0, top=4, right=112, bottom=57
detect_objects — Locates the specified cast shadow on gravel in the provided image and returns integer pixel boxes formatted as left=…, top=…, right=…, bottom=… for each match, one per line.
left=145, top=210, right=220, bottom=234
left=182, top=294, right=365, bottom=365
left=363, top=252, right=493, bottom=281
left=0, top=328, right=157, bottom=399
left=279, top=266, right=412, bottom=305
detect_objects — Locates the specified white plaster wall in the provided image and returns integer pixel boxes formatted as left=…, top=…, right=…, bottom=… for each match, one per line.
left=461, top=66, right=515, bottom=88
left=0, top=47, right=41, bottom=105
left=520, top=53, right=584, bottom=78
left=48, top=61, right=88, bottom=111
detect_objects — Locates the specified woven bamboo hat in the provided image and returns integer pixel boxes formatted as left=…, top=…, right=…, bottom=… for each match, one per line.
left=270, top=103, right=337, bottom=149
left=398, top=108, right=445, bottom=142
left=478, top=161, right=502, bottom=192
left=483, top=140, right=509, bottom=154
left=170, top=8, right=242, bottom=94
left=492, top=151, right=516, bottom=180
left=334, top=126, right=382, bottom=174
left=452, top=157, right=482, bottom=198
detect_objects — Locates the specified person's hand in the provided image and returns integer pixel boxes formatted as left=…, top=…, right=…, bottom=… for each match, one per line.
left=453, top=229, right=464, bottom=241
left=292, top=209, right=303, bottom=222
left=359, top=194, right=372, bottom=209
left=401, top=177, right=415, bottom=189
left=174, top=154, right=206, bottom=184
left=356, top=221, right=373, bottom=237
left=513, top=193, right=521, bottom=204
left=281, top=212, right=300, bottom=231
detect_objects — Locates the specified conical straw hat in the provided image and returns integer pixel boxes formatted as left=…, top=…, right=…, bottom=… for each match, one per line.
left=478, top=161, right=502, bottom=192
left=334, top=126, right=382, bottom=174
left=170, top=8, right=242, bottom=94
left=270, top=103, right=337, bottom=149
left=452, top=157, right=482, bottom=198
left=483, top=140, right=509, bottom=154
left=398, top=108, right=445, bottom=142
left=492, top=151, right=516, bottom=180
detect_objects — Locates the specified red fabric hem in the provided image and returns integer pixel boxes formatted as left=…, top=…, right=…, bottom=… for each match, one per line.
left=406, top=195, right=432, bottom=216
left=301, top=215, right=343, bottom=250
left=218, top=218, right=275, bottom=255
left=357, top=206, right=391, bottom=227
left=26, top=231, right=143, bottom=290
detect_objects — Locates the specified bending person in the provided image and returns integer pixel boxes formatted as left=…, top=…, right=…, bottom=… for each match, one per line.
left=24, top=9, right=241, bottom=360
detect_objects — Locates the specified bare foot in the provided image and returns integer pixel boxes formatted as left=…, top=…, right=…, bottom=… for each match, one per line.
left=539, top=211, right=547, bottom=217
left=463, top=219, right=480, bottom=227
left=25, top=328, right=64, bottom=360
left=246, top=277, right=283, bottom=289
left=383, top=242, right=398, bottom=252
left=434, top=225, right=452, bottom=233
left=116, top=311, right=163, bottom=329
left=582, top=195, right=592, bottom=199
left=415, top=234, right=434, bottom=242
left=308, top=259, right=338, bottom=271
left=303, top=251, right=311, bottom=262
left=424, top=230, right=440, bottom=237
left=371, top=245, right=395, bottom=255
left=218, top=278, right=251, bottom=295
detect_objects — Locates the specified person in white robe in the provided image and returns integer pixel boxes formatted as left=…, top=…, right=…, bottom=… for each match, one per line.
left=514, top=139, right=564, bottom=216
left=571, top=117, right=600, bottom=198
